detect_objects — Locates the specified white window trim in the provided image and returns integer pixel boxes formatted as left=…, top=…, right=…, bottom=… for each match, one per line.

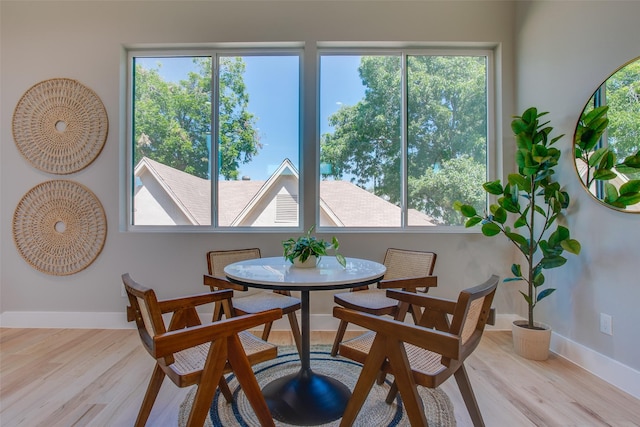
left=123, top=43, right=498, bottom=234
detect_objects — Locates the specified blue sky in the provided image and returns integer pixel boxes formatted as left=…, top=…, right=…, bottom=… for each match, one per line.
left=137, top=55, right=365, bottom=181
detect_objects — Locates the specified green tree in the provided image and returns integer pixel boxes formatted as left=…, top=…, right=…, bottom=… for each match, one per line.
left=410, top=156, right=486, bottom=225
left=320, top=55, right=488, bottom=224
left=321, top=56, right=402, bottom=195
left=134, top=57, right=260, bottom=180
left=606, top=59, right=640, bottom=163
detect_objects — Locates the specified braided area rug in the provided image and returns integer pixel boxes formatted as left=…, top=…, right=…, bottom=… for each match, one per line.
left=179, top=346, right=455, bottom=427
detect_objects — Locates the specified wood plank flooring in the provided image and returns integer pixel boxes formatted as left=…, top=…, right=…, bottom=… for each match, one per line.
left=1, top=328, right=639, bottom=426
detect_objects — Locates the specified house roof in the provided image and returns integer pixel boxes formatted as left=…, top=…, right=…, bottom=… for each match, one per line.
left=136, top=157, right=436, bottom=226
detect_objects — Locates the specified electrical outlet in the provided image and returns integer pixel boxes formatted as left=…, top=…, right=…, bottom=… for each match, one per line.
left=600, top=313, right=613, bottom=335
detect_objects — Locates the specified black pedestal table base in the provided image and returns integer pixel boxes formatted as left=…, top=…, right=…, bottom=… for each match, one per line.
left=262, top=367, right=351, bottom=425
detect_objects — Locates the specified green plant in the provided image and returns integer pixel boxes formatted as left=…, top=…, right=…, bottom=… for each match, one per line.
left=282, top=225, right=346, bottom=267
left=574, top=105, right=640, bottom=209
left=455, top=107, right=581, bottom=329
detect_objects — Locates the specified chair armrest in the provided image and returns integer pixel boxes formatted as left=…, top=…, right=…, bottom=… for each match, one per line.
left=158, top=289, right=234, bottom=314
left=153, top=308, right=283, bottom=357
left=386, top=289, right=457, bottom=314
left=378, top=276, right=438, bottom=290
left=204, top=274, right=248, bottom=292
left=334, top=307, right=460, bottom=360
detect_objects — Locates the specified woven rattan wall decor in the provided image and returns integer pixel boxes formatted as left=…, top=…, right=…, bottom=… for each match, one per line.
left=12, top=78, right=108, bottom=174
left=13, top=180, right=107, bottom=276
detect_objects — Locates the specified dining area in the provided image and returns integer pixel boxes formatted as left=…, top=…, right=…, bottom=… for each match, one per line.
left=123, top=243, right=498, bottom=427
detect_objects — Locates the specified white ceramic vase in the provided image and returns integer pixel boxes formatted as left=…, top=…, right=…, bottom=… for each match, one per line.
left=292, top=256, right=319, bottom=268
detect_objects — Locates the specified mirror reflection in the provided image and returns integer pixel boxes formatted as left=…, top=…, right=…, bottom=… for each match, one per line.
left=574, top=56, right=640, bottom=212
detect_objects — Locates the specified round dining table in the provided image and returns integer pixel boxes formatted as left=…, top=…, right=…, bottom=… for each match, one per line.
left=224, top=255, right=386, bottom=425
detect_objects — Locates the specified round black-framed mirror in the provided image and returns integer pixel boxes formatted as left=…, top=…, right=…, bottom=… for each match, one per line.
left=574, top=56, right=640, bottom=213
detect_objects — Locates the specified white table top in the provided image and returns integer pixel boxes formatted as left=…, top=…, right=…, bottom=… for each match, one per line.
left=224, top=256, right=386, bottom=291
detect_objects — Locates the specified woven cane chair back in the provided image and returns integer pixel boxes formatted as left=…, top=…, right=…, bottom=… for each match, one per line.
left=207, top=248, right=261, bottom=278
left=383, top=248, right=437, bottom=281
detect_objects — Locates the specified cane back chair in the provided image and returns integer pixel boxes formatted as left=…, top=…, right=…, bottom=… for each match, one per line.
left=335, top=275, right=499, bottom=427
left=331, top=248, right=437, bottom=357
left=123, top=273, right=281, bottom=427
left=204, top=248, right=302, bottom=355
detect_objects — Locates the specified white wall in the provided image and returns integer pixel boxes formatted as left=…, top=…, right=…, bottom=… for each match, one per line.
left=0, top=0, right=517, bottom=312
left=1, top=0, right=638, bottom=389
left=515, top=0, right=640, bottom=374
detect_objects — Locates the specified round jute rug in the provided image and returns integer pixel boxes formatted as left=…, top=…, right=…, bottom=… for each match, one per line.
left=179, top=346, right=456, bottom=427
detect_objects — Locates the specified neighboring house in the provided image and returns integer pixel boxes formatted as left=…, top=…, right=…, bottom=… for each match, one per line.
left=134, top=157, right=436, bottom=226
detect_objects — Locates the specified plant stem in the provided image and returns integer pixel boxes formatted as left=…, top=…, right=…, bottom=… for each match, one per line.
left=528, top=175, right=536, bottom=328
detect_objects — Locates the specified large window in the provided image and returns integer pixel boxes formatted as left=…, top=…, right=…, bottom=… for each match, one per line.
left=319, top=51, right=489, bottom=227
left=131, top=51, right=300, bottom=227
left=128, top=46, right=492, bottom=230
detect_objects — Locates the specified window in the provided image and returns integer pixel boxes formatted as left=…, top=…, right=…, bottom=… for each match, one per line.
left=319, top=50, right=490, bottom=227
left=130, top=51, right=300, bottom=228
left=128, top=45, right=493, bottom=230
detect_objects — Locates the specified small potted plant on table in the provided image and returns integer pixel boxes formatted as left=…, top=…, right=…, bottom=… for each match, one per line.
left=455, top=107, right=581, bottom=360
left=283, top=225, right=346, bottom=268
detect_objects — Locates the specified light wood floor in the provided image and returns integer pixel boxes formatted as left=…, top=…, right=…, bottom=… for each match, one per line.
left=1, top=328, right=639, bottom=426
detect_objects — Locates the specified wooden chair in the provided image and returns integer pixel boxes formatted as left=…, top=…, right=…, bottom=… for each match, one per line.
left=204, top=248, right=303, bottom=356
left=330, top=248, right=437, bottom=357
left=334, top=275, right=499, bottom=427
left=123, top=273, right=281, bottom=427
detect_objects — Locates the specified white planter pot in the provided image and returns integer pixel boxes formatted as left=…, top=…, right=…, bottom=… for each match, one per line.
left=292, top=256, right=319, bottom=268
left=512, top=320, right=552, bottom=361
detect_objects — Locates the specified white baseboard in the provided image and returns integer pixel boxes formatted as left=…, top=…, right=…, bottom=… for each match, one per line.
left=0, top=311, right=134, bottom=329
left=551, top=331, right=640, bottom=400
left=2, top=311, right=638, bottom=400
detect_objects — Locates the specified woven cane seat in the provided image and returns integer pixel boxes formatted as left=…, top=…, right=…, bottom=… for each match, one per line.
left=334, top=289, right=399, bottom=313
left=171, top=331, right=278, bottom=376
left=339, top=331, right=446, bottom=378
left=233, top=292, right=301, bottom=314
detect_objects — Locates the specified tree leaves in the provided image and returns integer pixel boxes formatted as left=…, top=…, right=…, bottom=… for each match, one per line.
left=321, top=55, right=489, bottom=224
left=134, top=58, right=259, bottom=180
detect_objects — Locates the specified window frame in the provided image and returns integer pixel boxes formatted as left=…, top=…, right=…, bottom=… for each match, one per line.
left=125, top=43, right=496, bottom=233
left=315, top=46, right=496, bottom=233
left=126, top=46, right=304, bottom=233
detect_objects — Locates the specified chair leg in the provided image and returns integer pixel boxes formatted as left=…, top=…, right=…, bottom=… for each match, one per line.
left=221, top=299, right=234, bottom=319
left=339, top=337, right=388, bottom=427
left=213, top=301, right=224, bottom=322
left=187, top=339, right=228, bottom=427
left=386, top=340, right=428, bottom=426
left=287, top=311, right=303, bottom=357
left=135, top=364, right=165, bottom=427
left=331, top=319, right=348, bottom=357
left=261, top=321, right=273, bottom=342
left=385, top=380, right=398, bottom=404
left=227, top=334, right=276, bottom=427
left=218, top=376, right=233, bottom=403
left=409, top=304, right=423, bottom=325
left=454, top=364, right=485, bottom=427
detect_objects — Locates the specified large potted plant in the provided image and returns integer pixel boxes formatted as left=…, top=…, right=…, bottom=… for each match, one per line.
left=282, top=225, right=346, bottom=268
left=455, top=107, right=581, bottom=360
